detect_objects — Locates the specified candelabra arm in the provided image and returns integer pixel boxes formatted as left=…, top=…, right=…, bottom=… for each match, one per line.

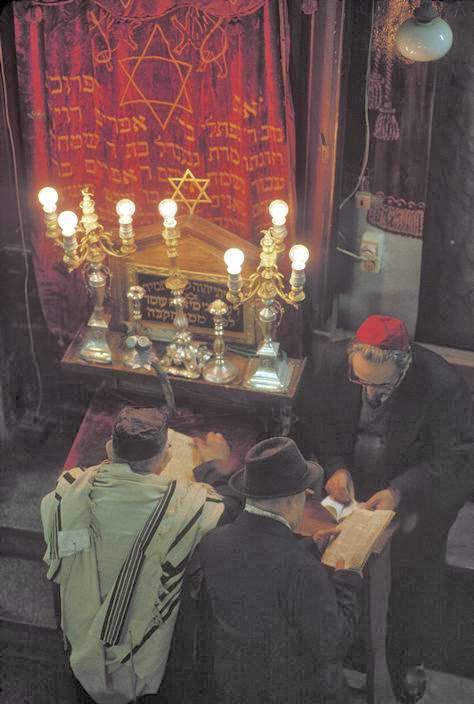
left=89, top=228, right=134, bottom=259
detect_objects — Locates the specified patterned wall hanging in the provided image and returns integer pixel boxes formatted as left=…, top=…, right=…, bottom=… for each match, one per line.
left=364, top=0, right=443, bottom=239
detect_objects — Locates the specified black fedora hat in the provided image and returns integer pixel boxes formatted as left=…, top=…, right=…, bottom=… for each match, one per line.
left=229, top=437, right=322, bottom=499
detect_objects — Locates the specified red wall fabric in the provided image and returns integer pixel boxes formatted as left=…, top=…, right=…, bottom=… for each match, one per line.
left=14, top=0, right=295, bottom=337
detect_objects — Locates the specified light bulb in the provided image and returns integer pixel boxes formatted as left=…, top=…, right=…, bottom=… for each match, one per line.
left=38, top=187, right=58, bottom=213
left=158, top=199, right=178, bottom=220
left=268, top=199, right=289, bottom=227
left=116, top=198, right=136, bottom=222
left=224, top=248, right=245, bottom=275
left=289, top=244, right=309, bottom=270
left=57, top=210, right=78, bottom=236
left=395, top=16, right=453, bottom=62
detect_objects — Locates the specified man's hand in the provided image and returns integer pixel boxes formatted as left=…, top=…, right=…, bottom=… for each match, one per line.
left=194, top=432, right=233, bottom=475
left=313, top=526, right=341, bottom=552
left=324, top=468, right=353, bottom=504
left=364, top=487, right=401, bottom=511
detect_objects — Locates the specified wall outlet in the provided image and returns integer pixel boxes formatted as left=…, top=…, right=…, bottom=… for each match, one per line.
left=360, top=230, right=383, bottom=273
left=355, top=191, right=372, bottom=210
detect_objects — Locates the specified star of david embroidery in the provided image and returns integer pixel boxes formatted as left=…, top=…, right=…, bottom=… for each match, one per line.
left=168, top=169, right=212, bottom=215
left=119, top=24, right=193, bottom=130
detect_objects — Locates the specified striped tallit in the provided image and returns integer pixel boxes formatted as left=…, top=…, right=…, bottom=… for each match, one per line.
left=41, top=463, right=224, bottom=704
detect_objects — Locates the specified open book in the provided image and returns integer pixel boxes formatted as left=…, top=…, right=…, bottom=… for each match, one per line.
left=321, top=507, right=395, bottom=571
left=160, top=429, right=201, bottom=482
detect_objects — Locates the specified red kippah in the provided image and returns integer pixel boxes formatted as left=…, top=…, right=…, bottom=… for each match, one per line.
left=354, top=315, right=410, bottom=352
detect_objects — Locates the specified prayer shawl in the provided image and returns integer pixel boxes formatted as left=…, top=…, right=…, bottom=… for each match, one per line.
left=41, top=464, right=224, bottom=704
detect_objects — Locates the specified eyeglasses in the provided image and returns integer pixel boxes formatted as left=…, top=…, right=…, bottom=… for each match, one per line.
left=348, top=368, right=401, bottom=390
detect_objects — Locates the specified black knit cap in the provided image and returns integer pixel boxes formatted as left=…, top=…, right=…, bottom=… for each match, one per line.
left=229, top=436, right=322, bottom=499
left=112, top=406, right=168, bottom=461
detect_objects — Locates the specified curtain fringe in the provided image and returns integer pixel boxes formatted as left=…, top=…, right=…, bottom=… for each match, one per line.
left=368, top=201, right=424, bottom=238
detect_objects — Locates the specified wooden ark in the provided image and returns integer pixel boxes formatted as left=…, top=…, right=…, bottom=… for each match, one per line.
left=109, top=214, right=259, bottom=350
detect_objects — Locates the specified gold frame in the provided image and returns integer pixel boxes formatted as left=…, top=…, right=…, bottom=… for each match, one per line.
left=126, top=263, right=256, bottom=347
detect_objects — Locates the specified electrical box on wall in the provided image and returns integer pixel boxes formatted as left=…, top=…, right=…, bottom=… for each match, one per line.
left=360, top=230, right=384, bottom=273
left=355, top=191, right=372, bottom=210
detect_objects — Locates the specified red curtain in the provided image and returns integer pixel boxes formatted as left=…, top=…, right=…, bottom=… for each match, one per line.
left=13, top=0, right=295, bottom=337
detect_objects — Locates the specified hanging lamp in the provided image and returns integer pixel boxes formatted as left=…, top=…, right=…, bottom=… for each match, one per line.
left=395, top=0, right=453, bottom=62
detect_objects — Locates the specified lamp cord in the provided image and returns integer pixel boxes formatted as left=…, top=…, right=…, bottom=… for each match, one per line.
left=0, top=35, right=43, bottom=419
left=338, top=0, right=376, bottom=212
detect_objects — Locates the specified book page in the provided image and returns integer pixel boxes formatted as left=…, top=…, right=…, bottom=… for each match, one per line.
left=160, top=430, right=200, bottom=482
left=321, top=496, right=360, bottom=522
left=322, top=508, right=395, bottom=570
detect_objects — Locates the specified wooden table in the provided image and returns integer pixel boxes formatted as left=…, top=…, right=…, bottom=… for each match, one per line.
left=298, top=500, right=398, bottom=704
left=61, top=327, right=306, bottom=437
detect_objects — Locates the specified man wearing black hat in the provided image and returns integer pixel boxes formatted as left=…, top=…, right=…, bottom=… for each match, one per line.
left=41, top=406, right=238, bottom=704
left=178, top=437, right=363, bottom=704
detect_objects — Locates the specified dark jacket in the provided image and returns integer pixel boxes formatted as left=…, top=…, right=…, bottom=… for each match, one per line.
left=192, top=511, right=362, bottom=704
left=298, top=342, right=473, bottom=523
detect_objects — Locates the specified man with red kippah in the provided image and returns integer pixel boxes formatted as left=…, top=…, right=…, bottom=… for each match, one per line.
left=297, top=315, right=474, bottom=702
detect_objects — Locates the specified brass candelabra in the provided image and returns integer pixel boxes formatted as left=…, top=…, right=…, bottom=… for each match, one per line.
left=224, top=200, right=309, bottom=392
left=38, top=186, right=136, bottom=364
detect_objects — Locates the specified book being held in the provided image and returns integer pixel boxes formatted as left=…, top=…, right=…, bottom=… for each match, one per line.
left=321, top=506, right=395, bottom=571
left=298, top=494, right=396, bottom=571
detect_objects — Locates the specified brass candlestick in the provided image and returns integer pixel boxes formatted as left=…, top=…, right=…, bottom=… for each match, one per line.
left=38, top=186, right=137, bottom=364
left=124, top=285, right=149, bottom=368
left=127, top=285, right=146, bottom=335
left=157, top=199, right=210, bottom=379
left=202, top=299, right=239, bottom=384
left=224, top=201, right=309, bottom=392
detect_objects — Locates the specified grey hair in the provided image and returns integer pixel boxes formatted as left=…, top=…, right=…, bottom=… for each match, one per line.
left=347, top=340, right=412, bottom=370
left=246, top=495, right=303, bottom=512
left=246, top=497, right=284, bottom=512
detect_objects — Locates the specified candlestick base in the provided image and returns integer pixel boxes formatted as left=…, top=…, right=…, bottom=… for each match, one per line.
left=79, top=323, right=112, bottom=364
left=159, top=336, right=211, bottom=380
left=202, top=357, right=239, bottom=384
left=244, top=342, right=295, bottom=392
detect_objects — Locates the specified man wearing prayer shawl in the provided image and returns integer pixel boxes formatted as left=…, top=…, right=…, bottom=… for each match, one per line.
left=41, top=406, right=239, bottom=704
